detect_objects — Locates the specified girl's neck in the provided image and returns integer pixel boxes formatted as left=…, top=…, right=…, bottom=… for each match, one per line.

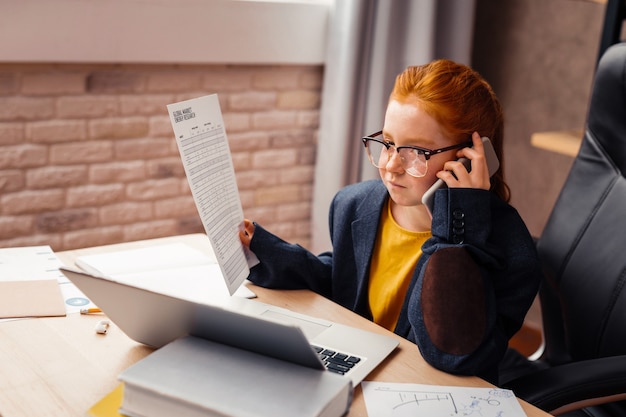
left=389, top=200, right=432, bottom=232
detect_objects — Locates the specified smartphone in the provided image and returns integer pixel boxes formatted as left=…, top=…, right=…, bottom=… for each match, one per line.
left=421, top=136, right=500, bottom=216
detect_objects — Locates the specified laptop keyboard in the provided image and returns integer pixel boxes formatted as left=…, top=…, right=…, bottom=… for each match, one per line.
left=311, top=345, right=362, bottom=375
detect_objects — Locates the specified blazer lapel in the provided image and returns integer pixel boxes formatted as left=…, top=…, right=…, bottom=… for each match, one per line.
left=351, top=182, right=388, bottom=307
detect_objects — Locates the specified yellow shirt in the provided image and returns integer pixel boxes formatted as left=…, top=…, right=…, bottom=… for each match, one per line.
left=368, top=200, right=432, bottom=331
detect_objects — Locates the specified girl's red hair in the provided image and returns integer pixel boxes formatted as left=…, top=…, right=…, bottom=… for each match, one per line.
left=390, top=59, right=510, bottom=202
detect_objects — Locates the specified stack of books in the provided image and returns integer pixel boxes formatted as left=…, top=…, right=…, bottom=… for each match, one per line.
left=89, top=335, right=352, bottom=417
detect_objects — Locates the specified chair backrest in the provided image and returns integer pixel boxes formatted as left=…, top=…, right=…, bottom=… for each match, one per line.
left=537, top=43, right=626, bottom=365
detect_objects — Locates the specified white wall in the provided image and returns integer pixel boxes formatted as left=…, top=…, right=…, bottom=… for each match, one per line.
left=0, top=0, right=331, bottom=64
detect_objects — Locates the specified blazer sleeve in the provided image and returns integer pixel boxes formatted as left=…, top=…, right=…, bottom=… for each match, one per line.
left=406, top=188, right=542, bottom=383
left=246, top=224, right=334, bottom=297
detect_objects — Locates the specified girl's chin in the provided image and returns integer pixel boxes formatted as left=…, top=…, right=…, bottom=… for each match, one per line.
left=386, top=190, right=424, bottom=208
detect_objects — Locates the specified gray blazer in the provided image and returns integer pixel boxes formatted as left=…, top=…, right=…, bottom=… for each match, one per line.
left=248, top=179, right=541, bottom=384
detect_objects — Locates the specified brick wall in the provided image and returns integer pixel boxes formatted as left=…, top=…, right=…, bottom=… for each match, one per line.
left=0, top=64, right=322, bottom=251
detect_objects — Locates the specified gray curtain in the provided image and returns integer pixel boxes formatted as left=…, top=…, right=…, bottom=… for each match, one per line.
left=311, top=0, right=477, bottom=252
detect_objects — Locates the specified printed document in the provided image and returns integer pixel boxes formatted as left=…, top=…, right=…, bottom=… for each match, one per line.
left=167, top=94, right=258, bottom=295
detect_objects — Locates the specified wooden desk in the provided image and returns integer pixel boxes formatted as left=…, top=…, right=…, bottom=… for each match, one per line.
left=0, top=234, right=552, bottom=417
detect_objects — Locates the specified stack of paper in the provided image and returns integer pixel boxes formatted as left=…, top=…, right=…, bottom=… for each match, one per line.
left=0, top=246, right=66, bottom=319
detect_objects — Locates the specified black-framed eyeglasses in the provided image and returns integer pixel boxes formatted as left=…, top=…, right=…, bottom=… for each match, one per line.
left=361, top=131, right=472, bottom=177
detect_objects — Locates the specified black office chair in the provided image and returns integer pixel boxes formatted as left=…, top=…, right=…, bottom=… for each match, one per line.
left=499, top=42, right=626, bottom=416
left=597, top=0, right=625, bottom=63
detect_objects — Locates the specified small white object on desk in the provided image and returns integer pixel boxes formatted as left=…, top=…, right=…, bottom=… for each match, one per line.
left=94, top=320, right=110, bottom=334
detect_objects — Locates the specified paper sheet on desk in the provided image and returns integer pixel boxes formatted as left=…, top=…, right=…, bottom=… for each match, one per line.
left=0, top=246, right=66, bottom=318
left=167, top=94, right=259, bottom=296
left=362, top=381, right=527, bottom=417
left=74, top=242, right=255, bottom=301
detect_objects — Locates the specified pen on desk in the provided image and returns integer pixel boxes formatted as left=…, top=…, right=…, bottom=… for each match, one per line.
left=80, top=307, right=103, bottom=315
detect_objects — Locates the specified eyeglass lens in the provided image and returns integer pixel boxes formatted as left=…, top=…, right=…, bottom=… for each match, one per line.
left=366, top=140, right=428, bottom=177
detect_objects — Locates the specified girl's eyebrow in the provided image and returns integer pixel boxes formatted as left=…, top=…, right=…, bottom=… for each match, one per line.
left=380, top=132, right=395, bottom=145
left=381, top=131, right=437, bottom=148
left=397, top=137, right=438, bottom=148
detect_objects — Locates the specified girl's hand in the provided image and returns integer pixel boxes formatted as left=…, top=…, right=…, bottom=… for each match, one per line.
left=239, top=219, right=255, bottom=248
left=436, top=132, right=491, bottom=191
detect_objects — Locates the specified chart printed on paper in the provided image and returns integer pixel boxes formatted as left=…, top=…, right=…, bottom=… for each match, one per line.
left=362, top=381, right=527, bottom=417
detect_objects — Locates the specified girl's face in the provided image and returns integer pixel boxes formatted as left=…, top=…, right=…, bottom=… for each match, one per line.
left=379, top=99, right=461, bottom=208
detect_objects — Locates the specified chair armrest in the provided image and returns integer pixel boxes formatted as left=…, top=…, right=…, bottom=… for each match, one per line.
left=504, top=356, right=626, bottom=414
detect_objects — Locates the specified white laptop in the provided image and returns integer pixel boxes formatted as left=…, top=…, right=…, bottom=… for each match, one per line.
left=61, top=266, right=398, bottom=385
